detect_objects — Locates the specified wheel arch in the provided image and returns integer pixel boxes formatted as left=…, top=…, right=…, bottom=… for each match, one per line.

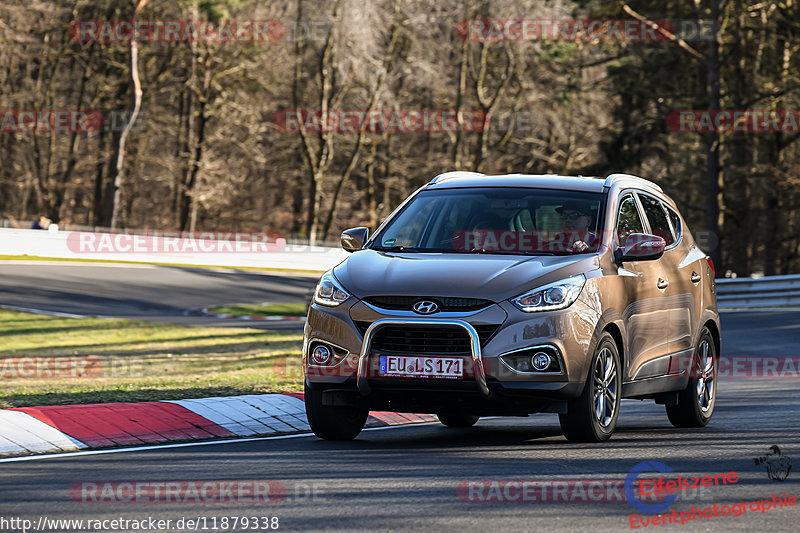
left=703, top=319, right=721, bottom=357
left=603, top=321, right=625, bottom=369
left=591, top=308, right=626, bottom=373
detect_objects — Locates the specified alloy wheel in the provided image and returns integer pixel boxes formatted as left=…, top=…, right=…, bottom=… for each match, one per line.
left=593, top=348, right=618, bottom=427
left=696, top=340, right=715, bottom=412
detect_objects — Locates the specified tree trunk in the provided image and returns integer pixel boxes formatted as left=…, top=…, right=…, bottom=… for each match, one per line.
left=92, top=131, right=107, bottom=227
left=108, top=0, right=150, bottom=229
left=704, top=0, right=722, bottom=276
left=179, top=49, right=210, bottom=231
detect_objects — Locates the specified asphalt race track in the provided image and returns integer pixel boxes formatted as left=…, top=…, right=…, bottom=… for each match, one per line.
left=0, top=262, right=319, bottom=330
left=1, top=262, right=799, bottom=531
left=0, top=378, right=798, bottom=532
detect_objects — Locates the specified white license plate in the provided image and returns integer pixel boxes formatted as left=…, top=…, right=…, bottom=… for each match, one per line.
left=378, top=355, right=463, bottom=378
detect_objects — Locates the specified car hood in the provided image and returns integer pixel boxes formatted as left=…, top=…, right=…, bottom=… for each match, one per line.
left=333, top=249, right=599, bottom=302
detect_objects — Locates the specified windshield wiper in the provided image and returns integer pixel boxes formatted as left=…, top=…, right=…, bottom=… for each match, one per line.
left=466, top=249, right=558, bottom=256
left=372, top=245, right=462, bottom=253
left=372, top=246, right=565, bottom=255
left=373, top=245, right=415, bottom=252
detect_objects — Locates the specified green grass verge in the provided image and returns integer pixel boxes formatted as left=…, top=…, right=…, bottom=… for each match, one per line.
left=208, top=302, right=308, bottom=317
left=0, top=255, right=324, bottom=275
left=0, top=309, right=304, bottom=408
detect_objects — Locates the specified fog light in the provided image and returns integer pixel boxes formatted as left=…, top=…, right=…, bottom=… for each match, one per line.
left=311, top=344, right=333, bottom=365
left=500, top=346, right=561, bottom=373
left=531, top=352, right=552, bottom=371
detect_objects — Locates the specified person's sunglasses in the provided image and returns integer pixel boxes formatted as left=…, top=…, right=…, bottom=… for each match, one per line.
left=560, top=211, right=587, bottom=220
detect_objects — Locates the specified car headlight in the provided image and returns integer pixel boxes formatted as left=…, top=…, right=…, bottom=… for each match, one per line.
left=314, top=272, right=351, bottom=306
left=511, top=274, right=586, bottom=312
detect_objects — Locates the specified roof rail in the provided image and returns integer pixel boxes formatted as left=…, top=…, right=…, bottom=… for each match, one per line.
left=430, top=171, right=485, bottom=184
left=603, top=173, right=663, bottom=192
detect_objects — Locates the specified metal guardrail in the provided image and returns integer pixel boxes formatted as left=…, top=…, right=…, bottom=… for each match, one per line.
left=715, top=274, right=800, bottom=309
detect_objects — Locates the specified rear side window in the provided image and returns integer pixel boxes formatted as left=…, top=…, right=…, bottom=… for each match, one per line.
left=616, top=195, right=644, bottom=247
left=667, top=207, right=682, bottom=241
left=638, top=194, right=675, bottom=246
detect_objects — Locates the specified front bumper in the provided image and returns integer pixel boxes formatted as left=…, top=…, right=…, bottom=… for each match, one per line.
left=308, top=378, right=585, bottom=416
left=356, top=318, right=491, bottom=397
left=304, top=296, right=599, bottom=410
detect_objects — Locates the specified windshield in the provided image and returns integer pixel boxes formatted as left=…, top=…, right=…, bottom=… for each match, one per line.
left=371, top=187, right=606, bottom=254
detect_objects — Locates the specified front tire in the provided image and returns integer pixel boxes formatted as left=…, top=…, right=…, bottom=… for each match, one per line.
left=305, top=384, right=369, bottom=440
left=437, top=413, right=479, bottom=427
left=666, top=328, right=717, bottom=428
left=559, top=332, right=621, bottom=442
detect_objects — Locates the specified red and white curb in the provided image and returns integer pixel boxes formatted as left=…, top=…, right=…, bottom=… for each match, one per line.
left=0, top=410, right=87, bottom=455
left=0, top=393, right=435, bottom=457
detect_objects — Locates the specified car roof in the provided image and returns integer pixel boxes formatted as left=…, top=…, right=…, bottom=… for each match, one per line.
left=426, top=171, right=664, bottom=196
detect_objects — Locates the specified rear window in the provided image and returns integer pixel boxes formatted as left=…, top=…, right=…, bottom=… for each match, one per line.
left=616, top=195, right=644, bottom=248
left=638, top=193, right=675, bottom=246
left=667, top=206, right=682, bottom=241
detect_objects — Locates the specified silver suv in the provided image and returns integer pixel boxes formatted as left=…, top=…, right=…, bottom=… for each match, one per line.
left=303, top=172, right=720, bottom=442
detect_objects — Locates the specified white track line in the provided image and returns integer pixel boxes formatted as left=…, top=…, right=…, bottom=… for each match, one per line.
left=0, top=304, right=87, bottom=319
left=0, top=422, right=439, bottom=463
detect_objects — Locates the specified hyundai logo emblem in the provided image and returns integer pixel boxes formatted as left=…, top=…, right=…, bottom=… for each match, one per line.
left=413, top=300, right=440, bottom=314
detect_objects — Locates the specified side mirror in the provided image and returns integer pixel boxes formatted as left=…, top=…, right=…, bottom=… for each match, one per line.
left=341, top=227, right=369, bottom=252
left=616, top=233, right=666, bottom=262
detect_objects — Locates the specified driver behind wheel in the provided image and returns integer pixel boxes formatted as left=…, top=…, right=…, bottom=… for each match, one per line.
left=553, top=200, right=598, bottom=252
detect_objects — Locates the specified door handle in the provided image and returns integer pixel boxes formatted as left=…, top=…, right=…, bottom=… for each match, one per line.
left=657, top=278, right=669, bottom=290
left=691, top=272, right=701, bottom=284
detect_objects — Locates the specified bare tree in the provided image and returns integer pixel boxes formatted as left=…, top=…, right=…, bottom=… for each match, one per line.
left=104, top=0, right=149, bottom=228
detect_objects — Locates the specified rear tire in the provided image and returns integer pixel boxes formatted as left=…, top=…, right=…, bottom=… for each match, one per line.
left=559, top=332, right=621, bottom=442
left=666, top=328, right=717, bottom=428
left=437, top=413, right=479, bottom=427
left=305, top=385, right=369, bottom=440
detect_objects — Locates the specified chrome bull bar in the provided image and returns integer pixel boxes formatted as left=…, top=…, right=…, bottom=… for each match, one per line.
left=356, top=318, right=491, bottom=398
